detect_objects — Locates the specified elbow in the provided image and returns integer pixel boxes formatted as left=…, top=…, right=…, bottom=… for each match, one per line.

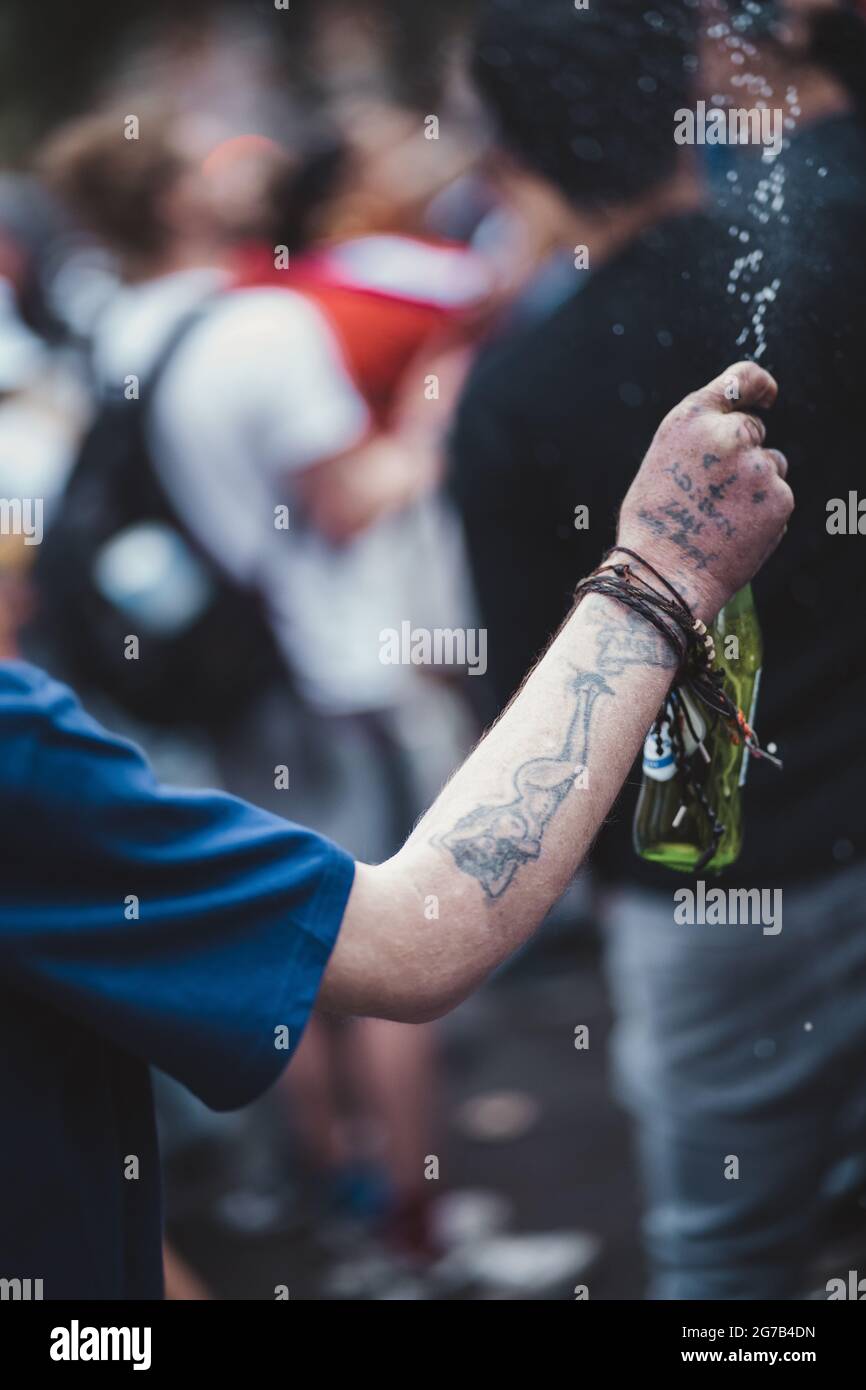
left=381, top=986, right=465, bottom=1026
left=335, top=858, right=489, bottom=1025
left=374, top=951, right=487, bottom=1025
left=360, top=955, right=473, bottom=1024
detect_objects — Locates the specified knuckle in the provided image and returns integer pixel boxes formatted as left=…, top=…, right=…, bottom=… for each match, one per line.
left=745, top=446, right=770, bottom=474
left=765, top=488, right=793, bottom=527
left=741, top=414, right=766, bottom=446
left=767, top=447, right=788, bottom=477
left=716, top=417, right=745, bottom=452
left=669, top=398, right=698, bottom=428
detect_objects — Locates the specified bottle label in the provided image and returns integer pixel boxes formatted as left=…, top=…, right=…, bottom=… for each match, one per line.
left=642, top=716, right=678, bottom=782
left=738, top=666, right=762, bottom=788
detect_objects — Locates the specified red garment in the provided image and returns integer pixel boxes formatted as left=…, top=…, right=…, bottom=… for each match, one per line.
left=232, top=236, right=487, bottom=426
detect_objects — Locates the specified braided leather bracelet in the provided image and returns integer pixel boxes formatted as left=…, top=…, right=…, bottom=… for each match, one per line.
left=575, top=546, right=781, bottom=870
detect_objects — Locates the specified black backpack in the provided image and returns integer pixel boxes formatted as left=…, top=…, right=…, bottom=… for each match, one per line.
left=26, top=300, right=285, bottom=731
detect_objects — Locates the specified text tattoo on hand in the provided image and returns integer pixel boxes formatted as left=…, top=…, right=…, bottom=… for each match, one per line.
left=635, top=454, right=747, bottom=570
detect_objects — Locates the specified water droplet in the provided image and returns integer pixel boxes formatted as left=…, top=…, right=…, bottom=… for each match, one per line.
left=619, top=382, right=644, bottom=407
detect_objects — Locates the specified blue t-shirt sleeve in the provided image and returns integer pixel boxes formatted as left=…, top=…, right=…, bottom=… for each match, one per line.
left=0, top=665, right=356, bottom=1110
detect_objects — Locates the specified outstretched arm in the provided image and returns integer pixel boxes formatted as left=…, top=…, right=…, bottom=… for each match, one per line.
left=319, top=362, right=792, bottom=1022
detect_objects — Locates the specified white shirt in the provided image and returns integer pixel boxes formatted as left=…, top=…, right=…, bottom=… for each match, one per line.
left=93, top=268, right=471, bottom=713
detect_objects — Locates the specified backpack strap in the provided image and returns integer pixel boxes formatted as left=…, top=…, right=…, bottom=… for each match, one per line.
left=139, top=289, right=225, bottom=410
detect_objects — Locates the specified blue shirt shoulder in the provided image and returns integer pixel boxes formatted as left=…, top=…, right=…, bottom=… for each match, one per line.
left=0, top=661, right=355, bottom=1109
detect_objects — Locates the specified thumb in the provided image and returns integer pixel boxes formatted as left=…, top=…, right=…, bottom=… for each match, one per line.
left=691, top=360, right=778, bottom=414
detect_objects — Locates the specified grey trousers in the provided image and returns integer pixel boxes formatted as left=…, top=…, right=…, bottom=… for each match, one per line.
left=601, top=860, right=866, bottom=1299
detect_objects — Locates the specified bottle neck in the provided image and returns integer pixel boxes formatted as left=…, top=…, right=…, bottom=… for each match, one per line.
left=720, top=583, right=754, bottom=619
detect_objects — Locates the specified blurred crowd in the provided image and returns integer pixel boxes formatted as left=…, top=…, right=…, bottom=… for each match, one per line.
left=2, top=0, right=866, bottom=1299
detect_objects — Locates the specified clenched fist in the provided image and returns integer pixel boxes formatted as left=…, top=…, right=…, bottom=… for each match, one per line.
left=617, top=361, right=793, bottom=621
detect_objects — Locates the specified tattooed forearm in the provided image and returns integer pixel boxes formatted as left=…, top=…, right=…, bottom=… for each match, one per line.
left=582, top=604, right=677, bottom=674
left=433, top=669, right=612, bottom=898
left=432, top=586, right=688, bottom=900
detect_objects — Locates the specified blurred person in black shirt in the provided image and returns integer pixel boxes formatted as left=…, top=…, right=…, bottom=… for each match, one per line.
left=454, top=0, right=866, bottom=1297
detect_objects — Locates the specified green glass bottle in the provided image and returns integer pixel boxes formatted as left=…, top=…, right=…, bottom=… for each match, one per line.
left=633, top=584, right=763, bottom=874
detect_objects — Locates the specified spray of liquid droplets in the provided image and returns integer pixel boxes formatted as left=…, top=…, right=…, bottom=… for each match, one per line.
left=714, top=14, right=800, bottom=362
